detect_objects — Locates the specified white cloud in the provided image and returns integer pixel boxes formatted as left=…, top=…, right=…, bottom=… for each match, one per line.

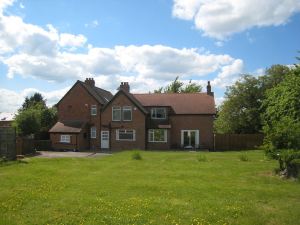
left=19, top=2, right=25, bottom=9
left=0, top=0, right=247, bottom=113
left=0, top=87, right=70, bottom=113
left=212, top=59, right=244, bottom=88
left=85, top=20, right=99, bottom=28
left=173, top=0, right=300, bottom=39
left=59, top=33, right=87, bottom=48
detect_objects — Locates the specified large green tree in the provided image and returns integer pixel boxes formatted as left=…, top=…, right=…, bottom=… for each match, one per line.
left=214, top=64, right=291, bottom=134
left=262, top=66, right=300, bottom=150
left=154, top=76, right=202, bottom=93
left=214, top=75, right=263, bottom=134
left=14, top=93, right=57, bottom=139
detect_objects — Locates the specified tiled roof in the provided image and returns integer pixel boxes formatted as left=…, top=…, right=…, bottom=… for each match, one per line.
left=102, top=89, right=148, bottom=114
left=49, top=120, right=86, bottom=133
left=79, top=81, right=113, bottom=104
left=133, top=93, right=216, bottom=115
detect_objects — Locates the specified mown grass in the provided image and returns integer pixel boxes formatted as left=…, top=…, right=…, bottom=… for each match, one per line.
left=0, top=150, right=299, bottom=225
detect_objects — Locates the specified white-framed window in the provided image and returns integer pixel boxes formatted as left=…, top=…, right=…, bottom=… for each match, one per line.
left=91, top=127, right=96, bottom=139
left=148, top=129, right=167, bottom=142
left=151, top=108, right=166, bottom=119
left=112, top=106, right=121, bottom=121
left=91, top=105, right=97, bottom=115
left=116, top=129, right=136, bottom=141
left=122, top=106, right=132, bottom=121
left=60, top=135, right=71, bottom=143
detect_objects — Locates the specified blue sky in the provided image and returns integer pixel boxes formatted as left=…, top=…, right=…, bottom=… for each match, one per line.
left=0, top=0, right=300, bottom=113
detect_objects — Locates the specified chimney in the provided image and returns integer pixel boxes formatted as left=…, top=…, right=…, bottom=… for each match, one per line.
left=85, top=78, right=95, bottom=87
left=207, top=81, right=214, bottom=96
left=118, top=82, right=130, bottom=92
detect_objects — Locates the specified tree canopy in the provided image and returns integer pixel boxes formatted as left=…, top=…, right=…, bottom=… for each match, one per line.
left=214, top=64, right=291, bottom=134
left=14, top=92, right=57, bottom=139
left=154, top=76, right=202, bottom=93
left=262, top=66, right=300, bottom=150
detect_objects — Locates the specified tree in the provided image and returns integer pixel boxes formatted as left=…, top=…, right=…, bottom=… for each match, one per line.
left=14, top=107, right=41, bottom=137
left=21, top=92, right=46, bottom=111
left=154, top=76, right=202, bottom=93
left=214, top=64, right=291, bottom=134
left=14, top=93, right=57, bottom=139
left=214, top=75, right=263, bottom=134
left=262, top=66, right=300, bottom=150
left=181, top=80, right=202, bottom=93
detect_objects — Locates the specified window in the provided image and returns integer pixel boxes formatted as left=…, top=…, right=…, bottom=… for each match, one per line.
left=122, top=106, right=132, bottom=121
left=91, top=127, right=96, bottom=139
left=91, top=105, right=97, bottom=115
left=60, top=135, right=71, bottom=143
left=116, top=129, right=135, bottom=141
left=151, top=108, right=166, bottom=119
left=148, top=129, right=167, bottom=142
left=112, top=106, right=121, bottom=121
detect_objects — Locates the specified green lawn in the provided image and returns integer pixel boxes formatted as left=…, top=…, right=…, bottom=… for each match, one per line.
left=0, top=150, right=299, bottom=225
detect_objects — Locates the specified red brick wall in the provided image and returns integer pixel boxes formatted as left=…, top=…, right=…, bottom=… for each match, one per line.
left=50, top=133, right=78, bottom=151
left=146, top=129, right=171, bottom=150
left=170, top=115, right=214, bottom=150
left=101, top=93, right=146, bottom=151
left=57, top=83, right=102, bottom=149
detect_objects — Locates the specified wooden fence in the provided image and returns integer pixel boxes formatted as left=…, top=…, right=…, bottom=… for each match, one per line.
left=214, top=133, right=264, bottom=151
left=16, top=138, right=52, bottom=155
left=0, top=127, right=16, bottom=160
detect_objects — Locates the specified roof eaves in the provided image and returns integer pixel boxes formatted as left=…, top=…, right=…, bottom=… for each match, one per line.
left=102, top=90, right=148, bottom=114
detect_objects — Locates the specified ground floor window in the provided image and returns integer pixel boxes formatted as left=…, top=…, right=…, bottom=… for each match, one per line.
left=60, top=135, right=71, bottom=143
left=181, top=130, right=199, bottom=148
left=148, top=129, right=167, bottom=142
left=116, top=129, right=135, bottom=141
left=91, top=127, right=96, bottom=138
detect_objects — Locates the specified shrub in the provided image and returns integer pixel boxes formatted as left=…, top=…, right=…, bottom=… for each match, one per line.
left=197, top=154, right=207, bottom=162
left=131, top=151, right=142, bottom=160
left=239, top=154, right=249, bottom=162
left=277, top=150, right=300, bottom=178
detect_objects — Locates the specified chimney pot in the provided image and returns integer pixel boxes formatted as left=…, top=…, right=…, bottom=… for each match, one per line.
left=85, top=77, right=95, bottom=87
left=118, top=82, right=130, bottom=92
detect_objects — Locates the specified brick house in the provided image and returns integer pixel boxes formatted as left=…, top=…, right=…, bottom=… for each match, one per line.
left=49, top=78, right=216, bottom=151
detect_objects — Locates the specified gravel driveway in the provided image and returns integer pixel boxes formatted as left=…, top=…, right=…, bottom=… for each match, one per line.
left=35, top=151, right=111, bottom=158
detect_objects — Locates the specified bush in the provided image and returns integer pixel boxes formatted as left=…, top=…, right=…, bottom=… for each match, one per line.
left=197, top=154, right=207, bottom=162
left=277, top=150, right=300, bottom=178
left=239, top=154, right=249, bottom=162
left=131, top=151, right=142, bottom=160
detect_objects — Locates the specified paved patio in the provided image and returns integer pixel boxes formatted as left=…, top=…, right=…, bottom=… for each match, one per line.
left=35, top=151, right=111, bottom=158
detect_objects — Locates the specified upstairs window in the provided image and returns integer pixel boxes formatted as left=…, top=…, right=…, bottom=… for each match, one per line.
left=148, top=129, right=167, bottom=142
left=122, top=106, right=132, bottom=121
left=91, top=127, right=96, bottom=139
left=112, top=106, right=121, bottom=121
left=60, top=135, right=71, bottom=143
left=91, top=105, right=97, bottom=115
left=116, top=129, right=135, bottom=141
left=151, top=108, right=166, bottom=119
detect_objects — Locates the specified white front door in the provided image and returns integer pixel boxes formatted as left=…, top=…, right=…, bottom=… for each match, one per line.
left=101, top=131, right=109, bottom=149
left=181, top=130, right=199, bottom=148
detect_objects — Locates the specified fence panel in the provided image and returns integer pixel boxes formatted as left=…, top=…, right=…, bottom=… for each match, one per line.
left=214, top=133, right=264, bottom=151
left=0, top=127, right=16, bottom=160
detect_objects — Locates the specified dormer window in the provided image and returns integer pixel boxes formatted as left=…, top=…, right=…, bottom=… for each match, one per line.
left=91, top=105, right=97, bottom=115
left=151, top=108, right=166, bottom=119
